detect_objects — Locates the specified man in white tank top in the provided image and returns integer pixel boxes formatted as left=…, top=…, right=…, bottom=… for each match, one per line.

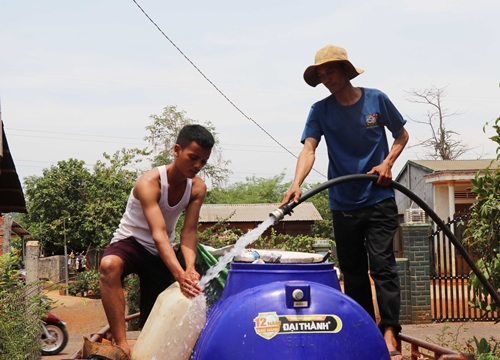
left=100, top=125, right=214, bottom=356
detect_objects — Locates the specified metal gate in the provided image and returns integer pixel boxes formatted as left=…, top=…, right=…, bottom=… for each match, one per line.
left=430, top=211, right=497, bottom=321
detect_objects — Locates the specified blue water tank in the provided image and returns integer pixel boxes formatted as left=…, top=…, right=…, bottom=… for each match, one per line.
left=221, top=262, right=341, bottom=299
left=192, top=262, right=390, bottom=360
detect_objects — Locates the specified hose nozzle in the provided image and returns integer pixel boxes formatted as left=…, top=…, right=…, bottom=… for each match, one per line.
left=269, top=208, right=285, bottom=224
left=269, top=202, right=296, bottom=225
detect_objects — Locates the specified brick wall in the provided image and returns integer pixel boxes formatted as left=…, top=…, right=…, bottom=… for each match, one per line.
left=397, top=258, right=411, bottom=324
left=399, top=223, right=432, bottom=324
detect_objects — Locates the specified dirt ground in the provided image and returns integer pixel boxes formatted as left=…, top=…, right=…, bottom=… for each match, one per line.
left=41, top=288, right=500, bottom=360
left=41, top=288, right=113, bottom=360
left=46, top=289, right=108, bottom=335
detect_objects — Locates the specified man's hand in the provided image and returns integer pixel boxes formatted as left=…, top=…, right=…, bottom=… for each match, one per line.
left=281, top=184, right=302, bottom=207
left=369, top=127, right=408, bottom=187
left=367, top=161, right=393, bottom=187
left=177, top=269, right=202, bottom=298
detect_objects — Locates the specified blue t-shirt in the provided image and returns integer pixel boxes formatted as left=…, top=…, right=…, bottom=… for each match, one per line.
left=301, top=88, right=406, bottom=211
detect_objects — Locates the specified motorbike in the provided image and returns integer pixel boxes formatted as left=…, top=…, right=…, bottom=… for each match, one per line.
left=41, top=303, right=69, bottom=355
left=17, top=269, right=69, bottom=355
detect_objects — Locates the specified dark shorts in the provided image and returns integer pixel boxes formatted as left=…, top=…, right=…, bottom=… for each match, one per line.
left=102, top=237, right=178, bottom=327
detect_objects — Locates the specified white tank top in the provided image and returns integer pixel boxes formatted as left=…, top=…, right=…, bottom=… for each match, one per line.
left=111, top=166, right=192, bottom=256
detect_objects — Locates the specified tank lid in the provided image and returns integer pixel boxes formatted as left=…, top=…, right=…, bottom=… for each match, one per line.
left=234, top=249, right=324, bottom=263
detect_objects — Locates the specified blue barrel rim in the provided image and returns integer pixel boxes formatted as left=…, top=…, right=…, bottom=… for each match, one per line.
left=229, top=262, right=335, bottom=271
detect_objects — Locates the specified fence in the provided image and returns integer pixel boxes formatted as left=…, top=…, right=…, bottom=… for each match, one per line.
left=430, top=211, right=497, bottom=321
left=0, top=283, right=43, bottom=360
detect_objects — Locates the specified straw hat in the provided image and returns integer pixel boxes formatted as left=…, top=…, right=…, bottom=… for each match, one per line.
left=303, top=45, right=364, bottom=87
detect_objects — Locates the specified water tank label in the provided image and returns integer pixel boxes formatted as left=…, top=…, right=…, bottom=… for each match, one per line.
left=254, top=312, right=343, bottom=340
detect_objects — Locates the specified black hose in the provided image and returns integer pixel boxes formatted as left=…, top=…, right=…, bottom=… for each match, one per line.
left=279, top=174, right=500, bottom=308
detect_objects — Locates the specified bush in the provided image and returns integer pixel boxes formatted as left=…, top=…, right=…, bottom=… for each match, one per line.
left=426, top=324, right=500, bottom=359
left=125, top=274, right=140, bottom=331
left=471, top=336, right=500, bottom=360
left=68, top=269, right=101, bottom=297
left=199, top=221, right=330, bottom=257
left=465, top=117, right=500, bottom=314
left=0, top=253, right=50, bottom=359
left=197, top=217, right=243, bottom=250
left=252, top=228, right=316, bottom=252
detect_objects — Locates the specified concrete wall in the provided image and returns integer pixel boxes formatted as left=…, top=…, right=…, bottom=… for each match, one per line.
left=433, top=184, right=451, bottom=221
left=39, top=255, right=66, bottom=283
left=25, top=241, right=40, bottom=284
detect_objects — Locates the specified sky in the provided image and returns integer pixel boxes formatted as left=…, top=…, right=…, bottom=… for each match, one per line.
left=1, top=0, right=499, bottom=190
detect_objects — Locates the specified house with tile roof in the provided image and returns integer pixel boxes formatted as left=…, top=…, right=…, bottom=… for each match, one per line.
left=394, top=159, right=499, bottom=221
left=198, top=202, right=322, bottom=238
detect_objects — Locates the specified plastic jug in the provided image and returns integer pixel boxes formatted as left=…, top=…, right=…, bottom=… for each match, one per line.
left=132, top=282, right=206, bottom=360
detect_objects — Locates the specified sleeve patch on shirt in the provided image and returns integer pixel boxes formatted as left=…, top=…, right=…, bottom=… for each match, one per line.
left=365, top=113, right=379, bottom=128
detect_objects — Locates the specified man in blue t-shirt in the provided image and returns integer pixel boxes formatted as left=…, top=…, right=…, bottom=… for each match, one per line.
left=281, top=45, right=409, bottom=360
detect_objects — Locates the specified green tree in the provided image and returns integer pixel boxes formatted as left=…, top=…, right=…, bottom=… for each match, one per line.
left=144, top=105, right=231, bottom=188
left=81, top=148, right=149, bottom=250
left=206, top=172, right=290, bottom=204
left=465, top=116, right=500, bottom=313
left=22, top=149, right=147, bottom=252
left=23, top=159, right=93, bottom=251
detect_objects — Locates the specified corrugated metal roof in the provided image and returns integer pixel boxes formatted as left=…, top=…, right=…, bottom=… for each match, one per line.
left=411, top=159, right=499, bottom=172
left=11, top=220, right=30, bottom=237
left=199, top=202, right=323, bottom=222
left=0, top=218, right=30, bottom=238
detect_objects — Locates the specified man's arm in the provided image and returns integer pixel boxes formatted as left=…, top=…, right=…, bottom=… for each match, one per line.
left=281, top=137, right=318, bottom=206
left=179, top=177, right=206, bottom=283
left=368, top=127, right=409, bottom=186
left=134, top=169, right=200, bottom=297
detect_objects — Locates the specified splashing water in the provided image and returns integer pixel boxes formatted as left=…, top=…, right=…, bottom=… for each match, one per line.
left=198, top=215, right=277, bottom=289
left=134, top=216, right=278, bottom=359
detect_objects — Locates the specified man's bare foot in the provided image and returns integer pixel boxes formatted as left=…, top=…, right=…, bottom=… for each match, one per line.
left=383, top=326, right=402, bottom=360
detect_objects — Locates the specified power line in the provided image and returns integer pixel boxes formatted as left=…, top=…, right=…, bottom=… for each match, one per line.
left=7, top=126, right=433, bottom=159
left=7, top=127, right=142, bottom=140
left=130, top=0, right=326, bottom=179
left=5, top=127, right=331, bottom=154
left=9, top=133, right=144, bottom=146
left=7, top=126, right=283, bottom=147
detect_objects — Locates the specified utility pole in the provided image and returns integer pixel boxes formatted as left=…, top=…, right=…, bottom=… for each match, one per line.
left=63, top=218, right=69, bottom=296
